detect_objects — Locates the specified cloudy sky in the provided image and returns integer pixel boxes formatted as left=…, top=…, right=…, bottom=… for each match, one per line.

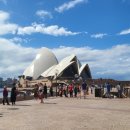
left=0, top=0, right=130, bottom=80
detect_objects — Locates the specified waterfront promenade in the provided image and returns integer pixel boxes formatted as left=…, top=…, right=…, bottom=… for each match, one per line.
left=0, top=97, right=130, bottom=130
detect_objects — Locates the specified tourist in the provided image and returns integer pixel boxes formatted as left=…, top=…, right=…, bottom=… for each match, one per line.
left=38, top=83, right=44, bottom=103
left=63, top=84, right=68, bottom=97
left=77, top=85, right=81, bottom=99
left=74, top=85, right=78, bottom=97
left=103, top=83, right=107, bottom=96
left=34, top=84, right=39, bottom=100
left=2, top=86, right=10, bottom=105
left=49, top=85, right=53, bottom=97
left=86, top=84, right=89, bottom=95
left=68, top=84, right=73, bottom=97
left=82, top=81, right=87, bottom=99
left=10, top=86, right=17, bottom=105
left=43, top=83, right=47, bottom=98
left=106, top=82, right=111, bottom=98
left=116, top=83, right=121, bottom=98
left=91, top=83, right=95, bottom=94
left=59, top=85, right=63, bottom=97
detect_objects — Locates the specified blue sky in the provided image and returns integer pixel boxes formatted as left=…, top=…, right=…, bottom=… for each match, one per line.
left=0, top=0, right=130, bottom=80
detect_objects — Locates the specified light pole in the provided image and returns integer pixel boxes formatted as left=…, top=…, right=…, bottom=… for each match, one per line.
left=74, top=74, right=82, bottom=86
left=55, top=69, right=59, bottom=97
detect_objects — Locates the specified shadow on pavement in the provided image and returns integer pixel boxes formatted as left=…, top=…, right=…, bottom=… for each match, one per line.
left=7, top=108, right=19, bottom=110
left=44, top=102, right=57, bottom=105
left=0, top=113, right=3, bottom=117
left=16, top=104, right=31, bottom=107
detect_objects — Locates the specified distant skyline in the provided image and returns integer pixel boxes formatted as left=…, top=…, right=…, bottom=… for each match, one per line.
left=0, top=0, right=130, bottom=80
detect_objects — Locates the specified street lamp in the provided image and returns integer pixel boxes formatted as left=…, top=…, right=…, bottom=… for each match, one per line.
left=55, top=69, right=59, bottom=97
left=74, top=74, right=82, bottom=85
left=74, top=74, right=79, bottom=79
left=74, top=74, right=79, bottom=83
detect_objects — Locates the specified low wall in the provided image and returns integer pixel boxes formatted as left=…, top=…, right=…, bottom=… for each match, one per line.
left=0, top=95, right=34, bottom=104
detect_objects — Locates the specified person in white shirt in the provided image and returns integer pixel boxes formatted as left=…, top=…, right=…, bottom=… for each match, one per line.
left=116, top=83, right=121, bottom=98
left=38, top=83, right=44, bottom=103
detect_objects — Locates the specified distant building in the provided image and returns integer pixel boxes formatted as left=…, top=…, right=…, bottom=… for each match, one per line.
left=6, top=78, right=13, bottom=84
left=4, top=78, right=18, bottom=87
left=0, top=77, right=3, bottom=82
left=0, top=77, right=3, bottom=88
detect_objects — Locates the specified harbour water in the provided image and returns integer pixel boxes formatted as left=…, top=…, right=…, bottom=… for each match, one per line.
left=0, top=88, right=3, bottom=98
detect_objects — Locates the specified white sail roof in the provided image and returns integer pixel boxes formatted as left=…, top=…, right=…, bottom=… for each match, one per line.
left=79, top=64, right=92, bottom=78
left=23, top=48, right=92, bottom=80
left=23, top=63, right=34, bottom=77
left=79, top=64, right=87, bottom=75
left=41, top=54, right=78, bottom=78
left=23, top=47, right=58, bottom=79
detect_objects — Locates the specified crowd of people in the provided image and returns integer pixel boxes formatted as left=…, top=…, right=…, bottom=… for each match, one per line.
left=57, top=81, right=89, bottom=99
left=34, top=83, right=48, bottom=103
left=103, top=82, right=125, bottom=98
left=1, top=81, right=128, bottom=105
left=33, top=81, right=89, bottom=103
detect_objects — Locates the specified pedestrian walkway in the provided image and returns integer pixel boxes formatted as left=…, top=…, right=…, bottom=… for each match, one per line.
left=0, top=97, right=130, bottom=130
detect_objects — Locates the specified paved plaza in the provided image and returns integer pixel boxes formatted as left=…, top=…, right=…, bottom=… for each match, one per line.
left=0, top=97, right=130, bottom=130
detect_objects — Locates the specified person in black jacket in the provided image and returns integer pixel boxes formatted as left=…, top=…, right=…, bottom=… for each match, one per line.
left=44, top=83, right=47, bottom=98
left=49, top=85, right=53, bottom=97
left=10, top=86, right=17, bottom=105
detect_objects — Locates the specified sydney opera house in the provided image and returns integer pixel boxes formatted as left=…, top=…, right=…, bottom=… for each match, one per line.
left=23, top=48, right=92, bottom=81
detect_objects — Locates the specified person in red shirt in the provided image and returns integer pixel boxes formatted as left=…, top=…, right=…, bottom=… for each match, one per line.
left=68, top=84, right=73, bottom=97
left=2, top=86, right=10, bottom=105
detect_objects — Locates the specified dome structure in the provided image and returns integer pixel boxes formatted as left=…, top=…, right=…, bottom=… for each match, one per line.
left=23, top=47, right=58, bottom=79
left=23, top=47, right=92, bottom=80
left=79, top=64, right=92, bottom=80
left=41, top=54, right=92, bottom=80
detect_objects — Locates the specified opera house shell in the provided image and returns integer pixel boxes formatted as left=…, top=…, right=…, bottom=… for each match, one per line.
left=23, top=48, right=92, bottom=80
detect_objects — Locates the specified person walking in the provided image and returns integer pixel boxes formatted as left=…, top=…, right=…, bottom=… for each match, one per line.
left=77, top=85, right=81, bottom=99
left=60, top=86, right=63, bottom=97
left=82, top=81, right=87, bottom=99
left=91, top=83, right=94, bottom=94
left=44, top=83, right=47, bottom=98
left=34, top=84, right=39, bottom=100
left=106, top=82, right=111, bottom=98
left=38, top=83, right=44, bottom=103
left=63, top=84, right=68, bottom=97
left=10, top=86, right=17, bottom=105
left=74, top=85, right=78, bottom=98
left=116, top=83, right=121, bottom=98
left=49, top=85, right=53, bottom=97
left=2, top=86, right=10, bottom=105
left=68, top=84, right=73, bottom=97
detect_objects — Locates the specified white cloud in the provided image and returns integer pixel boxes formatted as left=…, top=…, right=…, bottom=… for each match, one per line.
left=36, top=10, right=52, bottom=20
left=0, top=11, right=18, bottom=35
left=0, top=23, right=18, bottom=35
left=119, top=28, right=130, bottom=35
left=0, top=10, right=78, bottom=37
left=55, top=0, right=87, bottom=13
left=0, top=10, right=9, bottom=23
left=0, top=38, right=38, bottom=79
left=91, top=33, right=107, bottom=39
left=9, top=37, right=28, bottom=43
left=84, top=32, right=88, bottom=34
left=17, top=23, right=79, bottom=36
left=52, top=45, right=130, bottom=80
left=0, top=0, right=7, bottom=4
left=0, top=38, right=130, bottom=80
